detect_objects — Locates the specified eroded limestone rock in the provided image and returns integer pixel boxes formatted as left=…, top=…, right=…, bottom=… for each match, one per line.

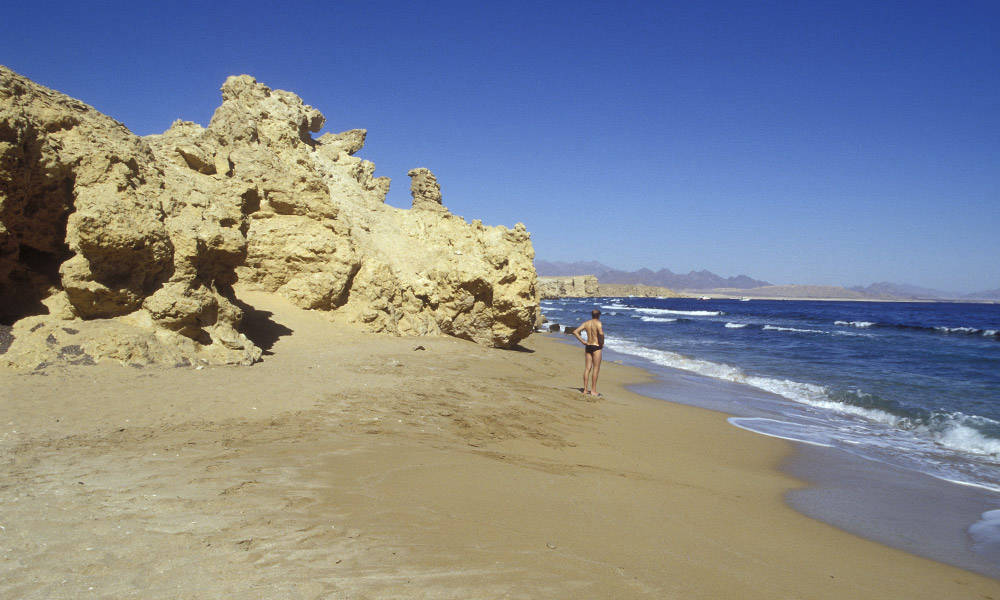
left=1, top=66, right=259, bottom=367
left=538, top=276, right=600, bottom=299
left=207, top=76, right=537, bottom=347
left=537, top=275, right=680, bottom=299
left=0, top=67, right=538, bottom=368
left=407, top=168, right=446, bottom=211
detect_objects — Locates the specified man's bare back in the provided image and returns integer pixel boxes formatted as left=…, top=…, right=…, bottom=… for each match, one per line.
left=572, top=310, right=604, bottom=395
left=575, top=318, right=604, bottom=349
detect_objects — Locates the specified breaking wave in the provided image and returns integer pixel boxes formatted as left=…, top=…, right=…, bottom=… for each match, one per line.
left=835, top=320, right=999, bottom=339
left=835, top=320, right=875, bottom=328
left=969, top=510, right=1000, bottom=556
left=763, top=325, right=827, bottom=334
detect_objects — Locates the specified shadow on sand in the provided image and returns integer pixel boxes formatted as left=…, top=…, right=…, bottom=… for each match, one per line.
left=506, top=343, right=535, bottom=353
left=233, top=298, right=293, bottom=356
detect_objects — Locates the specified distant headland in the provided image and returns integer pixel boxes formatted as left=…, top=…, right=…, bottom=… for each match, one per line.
left=536, top=260, right=1000, bottom=302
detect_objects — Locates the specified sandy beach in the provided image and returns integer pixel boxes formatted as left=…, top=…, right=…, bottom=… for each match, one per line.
left=2, top=290, right=998, bottom=599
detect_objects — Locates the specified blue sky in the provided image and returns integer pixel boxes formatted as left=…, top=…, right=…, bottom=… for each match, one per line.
left=3, top=1, right=998, bottom=292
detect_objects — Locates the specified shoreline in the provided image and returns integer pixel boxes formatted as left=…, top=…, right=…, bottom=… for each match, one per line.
left=2, top=291, right=998, bottom=597
left=606, top=342, right=1000, bottom=580
left=680, top=295, right=1000, bottom=304
left=550, top=293, right=1000, bottom=305
left=785, top=444, right=1000, bottom=578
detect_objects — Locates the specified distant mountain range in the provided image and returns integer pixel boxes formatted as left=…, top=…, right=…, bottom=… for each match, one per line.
left=964, top=288, right=1000, bottom=300
left=535, top=260, right=1000, bottom=301
left=849, top=282, right=1000, bottom=301
left=535, top=260, right=771, bottom=290
left=848, top=282, right=959, bottom=300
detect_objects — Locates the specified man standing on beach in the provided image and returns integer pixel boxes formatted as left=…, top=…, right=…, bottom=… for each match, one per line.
left=573, top=309, right=604, bottom=396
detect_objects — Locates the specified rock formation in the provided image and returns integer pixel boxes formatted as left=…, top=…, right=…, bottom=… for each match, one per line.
left=538, top=276, right=599, bottom=299
left=407, top=168, right=446, bottom=211
left=0, top=67, right=538, bottom=369
left=538, top=275, right=679, bottom=299
left=0, top=66, right=260, bottom=368
left=596, top=283, right=681, bottom=298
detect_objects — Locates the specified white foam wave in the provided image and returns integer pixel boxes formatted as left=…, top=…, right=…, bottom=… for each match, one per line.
left=740, top=375, right=897, bottom=422
left=920, top=419, right=1000, bottom=457
left=835, top=321, right=875, bottom=328
left=940, top=478, right=1000, bottom=494
left=606, top=341, right=884, bottom=423
left=763, top=325, right=827, bottom=334
left=635, top=308, right=722, bottom=316
left=832, top=331, right=876, bottom=338
left=936, top=326, right=980, bottom=334
left=607, top=339, right=744, bottom=382
left=724, top=322, right=748, bottom=329
left=936, top=326, right=1000, bottom=339
left=601, top=303, right=632, bottom=310
left=727, top=417, right=834, bottom=448
left=969, top=510, right=1000, bottom=554
left=640, top=316, right=678, bottom=323
left=607, top=339, right=841, bottom=413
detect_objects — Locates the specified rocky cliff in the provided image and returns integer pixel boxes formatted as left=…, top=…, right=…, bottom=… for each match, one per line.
left=596, top=283, right=681, bottom=298
left=538, top=276, right=599, bottom=299
left=538, top=276, right=678, bottom=299
left=0, top=67, right=538, bottom=369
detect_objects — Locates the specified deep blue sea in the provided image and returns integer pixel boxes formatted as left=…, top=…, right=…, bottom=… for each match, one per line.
left=541, top=297, right=1000, bottom=497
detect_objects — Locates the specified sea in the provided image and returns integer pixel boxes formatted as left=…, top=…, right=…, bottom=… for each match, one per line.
left=541, top=296, right=1000, bottom=574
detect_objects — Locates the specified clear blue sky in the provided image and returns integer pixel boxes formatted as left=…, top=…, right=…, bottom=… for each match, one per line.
left=3, top=1, right=998, bottom=292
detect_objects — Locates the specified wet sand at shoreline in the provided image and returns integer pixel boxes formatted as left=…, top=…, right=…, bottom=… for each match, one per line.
left=2, top=290, right=997, bottom=598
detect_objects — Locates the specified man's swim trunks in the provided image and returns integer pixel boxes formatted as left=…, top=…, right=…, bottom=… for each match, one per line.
left=585, top=344, right=602, bottom=353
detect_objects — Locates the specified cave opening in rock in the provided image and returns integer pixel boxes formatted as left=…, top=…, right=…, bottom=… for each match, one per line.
left=0, top=241, right=72, bottom=326
left=0, top=125, right=76, bottom=325
left=17, top=243, right=68, bottom=285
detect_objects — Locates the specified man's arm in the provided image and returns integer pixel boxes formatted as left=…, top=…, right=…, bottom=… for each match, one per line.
left=597, top=322, right=605, bottom=347
left=572, top=323, right=587, bottom=345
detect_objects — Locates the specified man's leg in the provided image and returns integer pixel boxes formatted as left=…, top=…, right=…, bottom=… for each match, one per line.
left=583, top=351, right=594, bottom=393
left=590, top=349, right=602, bottom=395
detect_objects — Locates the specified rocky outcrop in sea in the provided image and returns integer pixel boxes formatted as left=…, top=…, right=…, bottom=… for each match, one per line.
left=538, top=276, right=678, bottom=299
